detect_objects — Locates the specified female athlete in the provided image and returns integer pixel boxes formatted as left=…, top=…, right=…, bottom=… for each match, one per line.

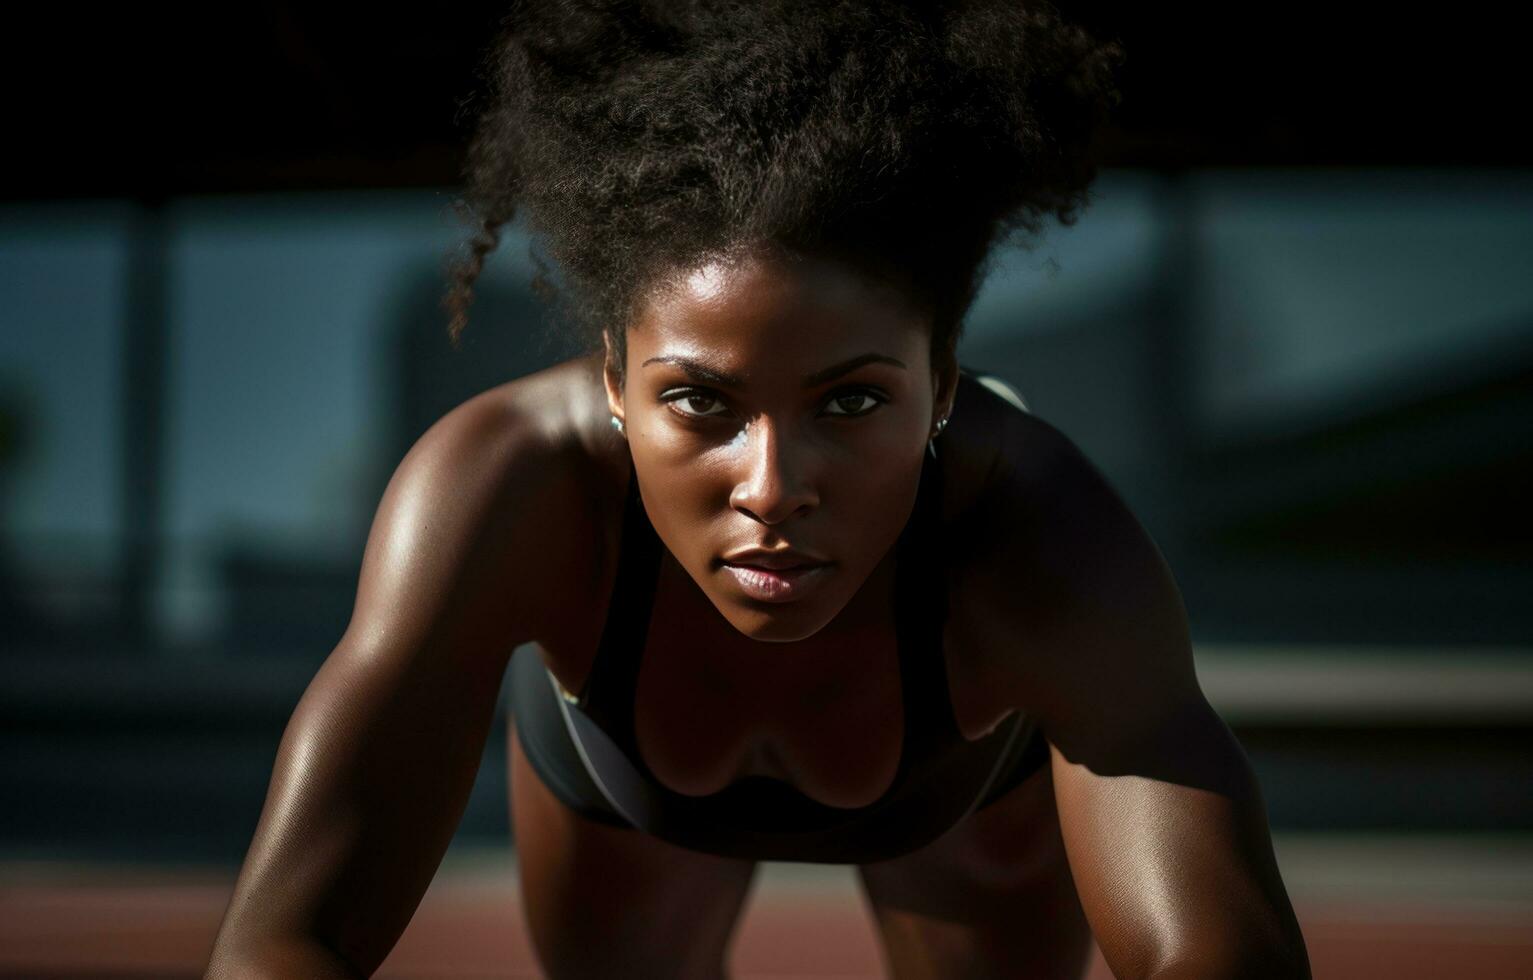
left=208, top=2, right=1311, bottom=977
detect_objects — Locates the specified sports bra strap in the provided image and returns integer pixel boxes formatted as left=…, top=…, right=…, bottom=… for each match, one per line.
left=573, top=461, right=660, bottom=723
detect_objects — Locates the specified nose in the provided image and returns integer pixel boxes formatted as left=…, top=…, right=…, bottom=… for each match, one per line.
left=729, top=419, right=818, bottom=525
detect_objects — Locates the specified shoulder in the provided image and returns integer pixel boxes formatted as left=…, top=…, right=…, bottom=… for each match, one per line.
left=345, top=354, right=622, bottom=657
left=947, top=382, right=1196, bottom=726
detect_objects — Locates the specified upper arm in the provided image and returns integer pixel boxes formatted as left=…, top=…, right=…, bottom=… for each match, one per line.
left=982, top=419, right=1310, bottom=980
left=210, top=392, right=588, bottom=975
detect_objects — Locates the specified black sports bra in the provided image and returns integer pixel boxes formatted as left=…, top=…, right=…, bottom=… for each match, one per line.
left=551, top=420, right=1032, bottom=864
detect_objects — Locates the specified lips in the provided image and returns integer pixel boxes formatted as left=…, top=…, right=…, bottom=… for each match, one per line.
left=720, top=561, right=832, bottom=602
left=720, top=549, right=831, bottom=571
left=718, top=546, right=834, bottom=602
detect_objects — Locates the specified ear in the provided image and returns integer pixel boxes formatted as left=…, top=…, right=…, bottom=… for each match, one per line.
left=601, top=331, right=625, bottom=424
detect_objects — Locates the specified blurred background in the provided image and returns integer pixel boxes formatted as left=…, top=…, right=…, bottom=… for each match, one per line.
left=2, top=3, right=1529, bottom=977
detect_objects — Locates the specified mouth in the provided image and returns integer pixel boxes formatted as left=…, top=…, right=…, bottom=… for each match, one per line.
left=718, top=560, right=833, bottom=603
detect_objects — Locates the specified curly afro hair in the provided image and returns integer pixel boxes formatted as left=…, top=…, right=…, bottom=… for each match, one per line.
left=443, top=0, right=1123, bottom=381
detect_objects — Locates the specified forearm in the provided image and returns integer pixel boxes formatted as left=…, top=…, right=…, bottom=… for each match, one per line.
left=205, top=934, right=365, bottom=980
left=1144, top=830, right=1313, bottom=980
left=1058, top=705, right=1311, bottom=980
left=1146, top=939, right=1311, bottom=980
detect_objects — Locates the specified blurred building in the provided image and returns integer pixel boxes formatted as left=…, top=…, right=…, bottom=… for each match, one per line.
left=2, top=171, right=1530, bottom=862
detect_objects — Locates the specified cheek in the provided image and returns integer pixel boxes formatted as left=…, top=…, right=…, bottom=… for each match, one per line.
left=806, top=472, right=911, bottom=579
left=842, top=457, right=924, bottom=551
left=851, top=492, right=910, bottom=561
left=647, top=471, right=731, bottom=559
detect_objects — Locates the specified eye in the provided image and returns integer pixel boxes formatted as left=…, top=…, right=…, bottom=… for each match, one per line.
left=821, top=387, right=887, bottom=418
left=661, top=388, right=732, bottom=419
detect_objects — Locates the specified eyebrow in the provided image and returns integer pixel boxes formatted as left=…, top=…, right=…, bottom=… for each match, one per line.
left=641, top=352, right=907, bottom=388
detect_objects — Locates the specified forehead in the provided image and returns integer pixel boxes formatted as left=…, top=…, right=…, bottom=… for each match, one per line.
left=629, top=252, right=930, bottom=368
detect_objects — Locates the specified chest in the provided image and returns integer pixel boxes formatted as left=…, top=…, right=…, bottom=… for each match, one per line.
left=536, top=551, right=1026, bottom=809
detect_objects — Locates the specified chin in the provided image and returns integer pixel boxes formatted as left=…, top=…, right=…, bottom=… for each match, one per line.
left=719, top=599, right=840, bottom=644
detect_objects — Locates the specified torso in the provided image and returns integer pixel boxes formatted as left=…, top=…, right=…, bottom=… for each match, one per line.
left=507, top=352, right=1054, bottom=811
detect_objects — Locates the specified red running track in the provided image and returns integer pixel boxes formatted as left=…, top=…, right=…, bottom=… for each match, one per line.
left=2, top=858, right=1530, bottom=978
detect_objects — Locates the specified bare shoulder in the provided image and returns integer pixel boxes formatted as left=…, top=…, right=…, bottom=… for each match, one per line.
left=345, top=353, right=622, bottom=662
left=949, top=388, right=1196, bottom=732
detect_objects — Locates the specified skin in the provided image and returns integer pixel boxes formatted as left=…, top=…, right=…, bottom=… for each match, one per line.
left=205, top=251, right=1310, bottom=980
left=606, top=253, right=941, bottom=647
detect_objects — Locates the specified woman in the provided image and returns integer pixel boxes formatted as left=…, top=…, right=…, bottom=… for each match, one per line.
left=208, top=2, right=1310, bottom=978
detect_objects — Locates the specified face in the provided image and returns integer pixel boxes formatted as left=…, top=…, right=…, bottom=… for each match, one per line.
left=604, top=251, right=956, bottom=643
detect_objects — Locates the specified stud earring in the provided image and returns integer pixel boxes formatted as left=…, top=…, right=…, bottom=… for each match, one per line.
left=927, top=415, right=949, bottom=459
left=610, top=414, right=626, bottom=437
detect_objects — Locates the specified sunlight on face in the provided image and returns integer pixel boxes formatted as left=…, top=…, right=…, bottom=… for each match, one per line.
left=605, top=251, right=942, bottom=643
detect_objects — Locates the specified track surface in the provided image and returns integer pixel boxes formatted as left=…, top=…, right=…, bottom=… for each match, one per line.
left=3, top=838, right=1530, bottom=979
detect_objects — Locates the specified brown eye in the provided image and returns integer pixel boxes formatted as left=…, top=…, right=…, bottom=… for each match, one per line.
left=823, top=389, right=885, bottom=418
left=663, top=389, right=731, bottom=419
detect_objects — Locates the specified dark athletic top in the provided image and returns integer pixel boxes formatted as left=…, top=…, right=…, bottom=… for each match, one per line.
left=547, top=413, right=1036, bottom=864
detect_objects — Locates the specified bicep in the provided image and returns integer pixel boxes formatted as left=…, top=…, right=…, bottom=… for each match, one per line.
left=221, top=627, right=510, bottom=974
left=1049, top=699, right=1307, bottom=980
left=212, top=399, right=577, bottom=973
left=991, top=420, right=1307, bottom=978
